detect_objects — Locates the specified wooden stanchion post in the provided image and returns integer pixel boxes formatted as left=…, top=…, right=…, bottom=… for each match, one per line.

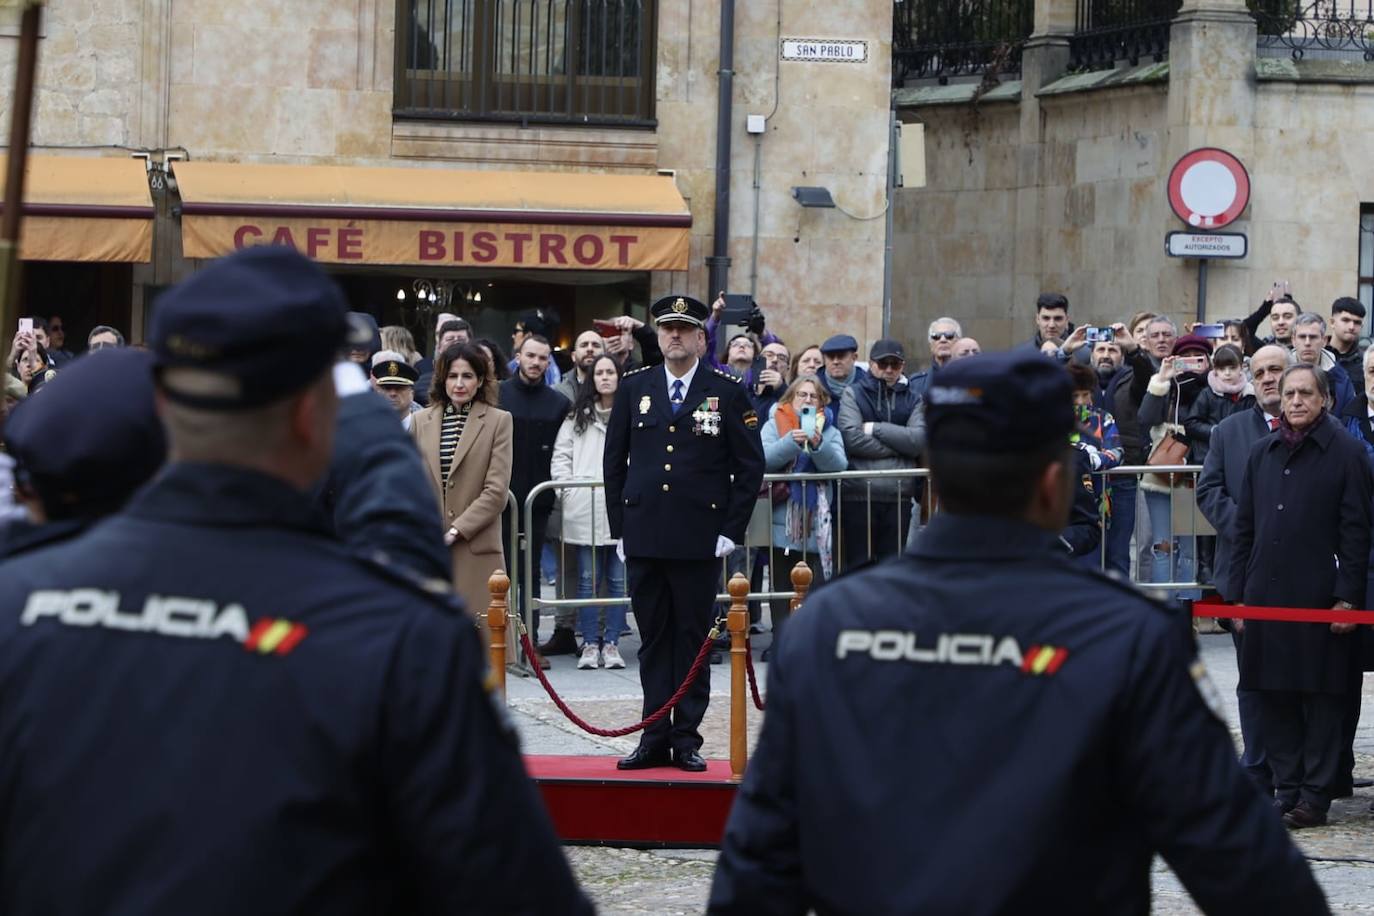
left=487, top=568, right=510, bottom=698
left=789, top=561, right=813, bottom=614
left=728, top=571, right=750, bottom=783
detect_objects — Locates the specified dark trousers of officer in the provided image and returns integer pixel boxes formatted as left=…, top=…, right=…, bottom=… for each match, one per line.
left=627, top=556, right=718, bottom=755
left=840, top=498, right=913, bottom=571
left=1231, top=630, right=1271, bottom=793
left=1260, top=689, right=1345, bottom=812
left=503, top=505, right=551, bottom=644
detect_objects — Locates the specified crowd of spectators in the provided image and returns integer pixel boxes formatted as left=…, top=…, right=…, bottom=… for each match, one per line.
left=8, top=281, right=1374, bottom=829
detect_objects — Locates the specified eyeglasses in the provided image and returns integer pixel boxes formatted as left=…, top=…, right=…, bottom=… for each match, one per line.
left=929, top=332, right=958, bottom=341
left=874, top=358, right=904, bottom=370
left=794, top=390, right=819, bottom=401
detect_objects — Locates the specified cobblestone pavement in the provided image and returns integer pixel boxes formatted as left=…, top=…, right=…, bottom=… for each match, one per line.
left=508, top=622, right=1374, bottom=913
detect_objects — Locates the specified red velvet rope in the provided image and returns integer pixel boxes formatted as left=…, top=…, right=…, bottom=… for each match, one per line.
left=744, top=639, right=766, bottom=711
left=1193, top=603, right=1372, bottom=624
left=517, top=629, right=717, bottom=738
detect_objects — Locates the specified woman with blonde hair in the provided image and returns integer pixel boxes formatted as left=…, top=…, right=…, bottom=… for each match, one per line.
left=379, top=324, right=423, bottom=365
left=759, top=374, right=847, bottom=658
left=409, top=342, right=512, bottom=629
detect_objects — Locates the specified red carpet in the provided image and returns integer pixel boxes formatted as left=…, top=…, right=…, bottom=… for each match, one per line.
left=525, top=755, right=739, bottom=847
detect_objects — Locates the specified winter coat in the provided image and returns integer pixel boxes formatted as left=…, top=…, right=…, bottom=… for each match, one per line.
left=1227, top=413, right=1373, bottom=693
left=1183, top=379, right=1256, bottom=465
left=551, top=408, right=613, bottom=546
left=410, top=400, right=513, bottom=622
left=836, top=372, right=925, bottom=501
left=762, top=407, right=848, bottom=552
left=1137, top=370, right=1205, bottom=493
left=498, top=376, right=571, bottom=511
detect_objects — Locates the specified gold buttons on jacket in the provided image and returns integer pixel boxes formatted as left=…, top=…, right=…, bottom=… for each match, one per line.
left=663, top=483, right=671, bottom=492
left=666, top=445, right=674, bottom=453
left=668, top=425, right=676, bottom=433
left=664, top=463, right=672, bottom=471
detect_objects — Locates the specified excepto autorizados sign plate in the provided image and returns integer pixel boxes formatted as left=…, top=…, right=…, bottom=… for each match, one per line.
left=1164, top=231, right=1248, bottom=259
left=780, top=39, right=868, bottom=63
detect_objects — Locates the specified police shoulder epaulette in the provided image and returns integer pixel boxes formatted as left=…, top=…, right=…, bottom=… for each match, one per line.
left=355, top=549, right=463, bottom=610
left=711, top=367, right=743, bottom=383
left=622, top=364, right=653, bottom=378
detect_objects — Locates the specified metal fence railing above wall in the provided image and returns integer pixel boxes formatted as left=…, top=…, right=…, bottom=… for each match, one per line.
left=1068, top=0, right=1181, bottom=71
left=892, top=0, right=1034, bottom=85
left=1252, top=0, right=1374, bottom=60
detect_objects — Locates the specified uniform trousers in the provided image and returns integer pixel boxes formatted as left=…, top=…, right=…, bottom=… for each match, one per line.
left=1260, top=689, right=1345, bottom=812
left=1231, top=631, right=1272, bottom=794
left=627, top=556, right=718, bottom=755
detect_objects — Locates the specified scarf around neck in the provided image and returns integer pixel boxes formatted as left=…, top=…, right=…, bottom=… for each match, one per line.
left=1278, top=410, right=1324, bottom=449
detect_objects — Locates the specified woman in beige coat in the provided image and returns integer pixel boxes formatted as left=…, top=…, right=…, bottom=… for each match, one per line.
left=410, top=342, right=512, bottom=626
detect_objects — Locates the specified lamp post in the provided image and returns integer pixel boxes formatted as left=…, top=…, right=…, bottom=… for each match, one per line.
left=0, top=0, right=42, bottom=343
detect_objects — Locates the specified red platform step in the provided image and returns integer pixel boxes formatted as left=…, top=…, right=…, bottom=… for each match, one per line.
left=525, top=754, right=739, bottom=847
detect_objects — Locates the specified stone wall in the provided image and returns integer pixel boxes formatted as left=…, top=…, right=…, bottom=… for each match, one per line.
left=893, top=9, right=1374, bottom=355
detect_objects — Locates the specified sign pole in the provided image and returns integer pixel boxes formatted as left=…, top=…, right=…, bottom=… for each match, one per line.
left=1196, top=259, right=1208, bottom=323
left=0, top=1, right=43, bottom=343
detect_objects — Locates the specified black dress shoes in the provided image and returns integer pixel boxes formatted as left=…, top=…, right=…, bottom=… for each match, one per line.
left=674, top=749, right=707, bottom=772
left=617, top=746, right=672, bottom=770
left=1282, top=801, right=1327, bottom=829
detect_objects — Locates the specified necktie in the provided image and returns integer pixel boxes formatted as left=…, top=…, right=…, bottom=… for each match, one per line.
left=1269, top=417, right=1280, bottom=431
left=671, top=379, right=685, bottom=413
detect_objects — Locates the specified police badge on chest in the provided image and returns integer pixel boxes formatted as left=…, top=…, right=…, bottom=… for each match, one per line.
left=692, top=397, right=721, bottom=437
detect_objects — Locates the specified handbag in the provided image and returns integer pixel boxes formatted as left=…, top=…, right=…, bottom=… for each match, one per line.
left=769, top=480, right=790, bottom=506
left=1146, top=384, right=1190, bottom=487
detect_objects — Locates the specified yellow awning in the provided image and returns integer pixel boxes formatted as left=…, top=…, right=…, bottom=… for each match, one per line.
left=172, top=160, right=691, bottom=272
left=0, top=155, right=154, bottom=262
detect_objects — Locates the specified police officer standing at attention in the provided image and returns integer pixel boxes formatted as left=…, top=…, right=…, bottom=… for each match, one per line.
left=605, top=294, right=764, bottom=772
left=708, top=351, right=1325, bottom=914
left=0, top=247, right=591, bottom=915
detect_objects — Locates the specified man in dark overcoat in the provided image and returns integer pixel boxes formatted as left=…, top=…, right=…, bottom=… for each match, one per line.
left=1226, top=363, right=1374, bottom=828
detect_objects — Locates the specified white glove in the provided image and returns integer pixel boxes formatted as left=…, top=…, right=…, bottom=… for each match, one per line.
left=715, top=535, right=736, bottom=558
left=1082, top=444, right=1102, bottom=471
left=615, top=538, right=625, bottom=563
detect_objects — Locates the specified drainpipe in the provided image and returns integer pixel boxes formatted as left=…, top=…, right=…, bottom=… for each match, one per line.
left=706, top=0, right=735, bottom=301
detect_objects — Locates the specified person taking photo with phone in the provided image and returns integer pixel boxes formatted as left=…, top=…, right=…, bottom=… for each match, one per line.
left=1137, top=333, right=1212, bottom=601
left=759, top=374, right=847, bottom=659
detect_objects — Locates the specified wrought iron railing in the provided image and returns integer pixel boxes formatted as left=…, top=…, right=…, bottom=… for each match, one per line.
left=1253, top=0, right=1374, bottom=60
left=892, top=0, right=1034, bottom=85
left=395, top=0, right=657, bottom=126
left=1068, top=0, right=1182, bottom=70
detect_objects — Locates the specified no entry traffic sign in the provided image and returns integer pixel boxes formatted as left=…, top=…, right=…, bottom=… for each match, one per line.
left=1167, top=148, right=1251, bottom=230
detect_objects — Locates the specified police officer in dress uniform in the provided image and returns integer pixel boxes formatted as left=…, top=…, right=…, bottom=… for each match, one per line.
left=0, top=247, right=591, bottom=915
left=0, top=347, right=165, bottom=559
left=708, top=351, right=1325, bottom=915
left=605, top=294, right=765, bottom=772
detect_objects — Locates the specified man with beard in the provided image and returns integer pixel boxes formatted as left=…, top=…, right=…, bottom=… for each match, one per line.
left=1228, top=364, right=1373, bottom=828
left=554, top=330, right=606, bottom=404
left=1244, top=290, right=1299, bottom=349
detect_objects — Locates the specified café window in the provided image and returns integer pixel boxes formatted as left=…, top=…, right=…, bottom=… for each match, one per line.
left=395, top=0, right=657, bottom=127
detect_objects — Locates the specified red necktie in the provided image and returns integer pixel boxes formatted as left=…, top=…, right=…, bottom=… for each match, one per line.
left=1269, top=418, right=1280, bottom=431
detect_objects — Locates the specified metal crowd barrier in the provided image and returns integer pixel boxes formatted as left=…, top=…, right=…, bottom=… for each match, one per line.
left=518, top=468, right=931, bottom=631
left=501, top=463, right=1215, bottom=675
left=1087, top=463, right=1209, bottom=594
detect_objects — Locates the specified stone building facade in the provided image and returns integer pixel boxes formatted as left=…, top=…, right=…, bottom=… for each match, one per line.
left=0, top=0, right=894, bottom=355
left=892, top=0, right=1374, bottom=352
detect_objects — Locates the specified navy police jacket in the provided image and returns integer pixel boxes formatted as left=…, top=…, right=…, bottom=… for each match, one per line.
left=605, top=361, right=765, bottom=559
left=0, top=463, right=591, bottom=916
left=709, top=513, right=1325, bottom=915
